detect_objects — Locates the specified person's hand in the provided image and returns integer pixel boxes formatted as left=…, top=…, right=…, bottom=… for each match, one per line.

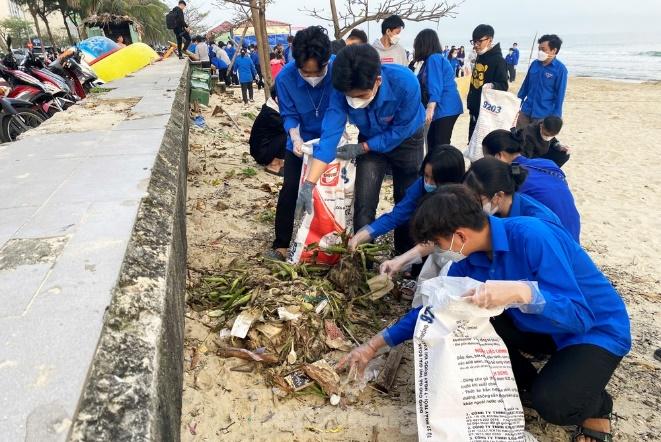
left=295, top=180, right=315, bottom=218
left=482, top=82, right=494, bottom=90
left=348, top=228, right=372, bottom=251
left=462, top=281, right=532, bottom=309
left=557, top=143, right=571, bottom=153
left=425, top=106, right=435, bottom=125
left=335, top=143, right=365, bottom=160
left=337, top=342, right=378, bottom=379
left=379, top=248, right=422, bottom=277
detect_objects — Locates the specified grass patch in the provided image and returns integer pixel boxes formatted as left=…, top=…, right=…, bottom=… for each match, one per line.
left=239, top=167, right=257, bottom=178
left=258, top=209, right=276, bottom=224
left=89, top=87, right=113, bottom=94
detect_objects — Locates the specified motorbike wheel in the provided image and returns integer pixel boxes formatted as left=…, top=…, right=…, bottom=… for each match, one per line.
left=1, top=109, right=48, bottom=142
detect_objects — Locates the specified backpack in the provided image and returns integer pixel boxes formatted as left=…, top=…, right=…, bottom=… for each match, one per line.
left=165, top=9, right=177, bottom=30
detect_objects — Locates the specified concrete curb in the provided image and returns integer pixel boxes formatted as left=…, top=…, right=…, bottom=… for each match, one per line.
left=68, top=63, right=190, bottom=441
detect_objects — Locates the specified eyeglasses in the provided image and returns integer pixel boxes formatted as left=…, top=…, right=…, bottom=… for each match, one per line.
left=470, top=37, right=489, bottom=46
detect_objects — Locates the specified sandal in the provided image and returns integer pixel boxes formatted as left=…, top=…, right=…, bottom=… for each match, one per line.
left=264, top=166, right=284, bottom=177
left=572, top=415, right=613, bottom=442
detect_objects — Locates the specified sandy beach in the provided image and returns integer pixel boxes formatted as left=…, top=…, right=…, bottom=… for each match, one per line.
left=181, top=76, right=661, bottom=441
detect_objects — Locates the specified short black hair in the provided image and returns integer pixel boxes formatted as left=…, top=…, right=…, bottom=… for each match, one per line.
left=413, top=28, right=442, bottom=62
left=482, top=129, right=523, bottom=156
left=513, top=42, right=518, bottom=46
left=542, top=116, right=563, bottom=135
left=331, top=38, right=346, bottom=55
left=332, top=44, right=381, bottom=92
left=270, top=85, right=277, bottom=100
left=539, top=34, right=563, bottom=53
left=421, top=145, right=465, bottom=184
left=287, top=35, right=294, bottom=43
left=347, top=28, right=368, bottom=44
left=292, top=25, right=331, bottom=70
left=472, top=24, right=495, bottom=41
left=411, top=184, right=487, bottom=243
left=218, top=41, right=225, bottom=47
left=178, top=0, right=186, bottom=5
left=381, top=15, right=405, bottom=35
left=269, top=52, right=276, bottom=60
left=463, top=157, right=528, bottom=198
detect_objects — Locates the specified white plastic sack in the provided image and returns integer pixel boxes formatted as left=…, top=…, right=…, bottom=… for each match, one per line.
left=411, top=251, right=452, bottom=308
left=414, top=276, right=530, bottom=441
left=288, top=138, right=356, bottom=265
left=465, top=89, right=521, bottom=162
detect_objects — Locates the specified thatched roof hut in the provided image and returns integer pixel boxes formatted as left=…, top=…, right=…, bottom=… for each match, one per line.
left=83, top=14, right=143, bottom=44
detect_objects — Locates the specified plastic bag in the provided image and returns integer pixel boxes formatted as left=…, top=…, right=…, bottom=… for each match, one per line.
left=414, top=276, right=530, bottom=441
left=465, top=89, right=521, bottom=162
left=412, top=251, right=452, bottom=308
left=288, top=138, right=356, bottom=265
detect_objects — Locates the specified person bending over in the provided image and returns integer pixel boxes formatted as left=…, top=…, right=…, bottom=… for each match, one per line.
left=249, top=86, right=286, bottom=175
left=341, top=185, right=630, bottom=442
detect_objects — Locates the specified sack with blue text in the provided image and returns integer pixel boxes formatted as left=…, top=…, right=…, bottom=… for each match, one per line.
left=466, top=89, right=521, bottom=162
left=414, top=276, right=535, bottom=441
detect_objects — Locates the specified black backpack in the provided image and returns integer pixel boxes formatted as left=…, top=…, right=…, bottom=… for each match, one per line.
left=165, top=9, right=177, bottom=30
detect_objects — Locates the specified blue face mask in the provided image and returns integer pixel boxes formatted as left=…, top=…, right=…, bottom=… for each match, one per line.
left=424, top=182, right=437, bottom=193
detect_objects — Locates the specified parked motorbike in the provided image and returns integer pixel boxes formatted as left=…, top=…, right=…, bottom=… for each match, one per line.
left=46, top=46, right=98, bottom=99
left=0, top=96, right=47, bottom=142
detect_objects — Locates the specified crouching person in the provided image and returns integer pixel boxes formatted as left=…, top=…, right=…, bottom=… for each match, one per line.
left=340, top=185, right=630, bottom=442
left=249, top=86, right=286, bottom=175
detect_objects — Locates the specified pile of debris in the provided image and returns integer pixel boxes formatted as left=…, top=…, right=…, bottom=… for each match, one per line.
left=187, top=243, right=408, bottom=405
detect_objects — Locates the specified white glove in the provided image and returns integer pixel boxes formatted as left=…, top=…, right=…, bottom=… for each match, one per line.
left=290, top=126, right=304, bottom=157
left=348, top=227, right=372, bottom=251
left=482, top=83, right=494, bottom=90
left=463, top=280, right=545, bottom=313
left=379, top=247, right=422, bottom=277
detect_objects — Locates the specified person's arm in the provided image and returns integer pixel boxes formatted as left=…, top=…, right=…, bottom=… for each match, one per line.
left=553, top=65, right=568, bottom=117
left=368, top=179, right=424, bottom=239
left=425, top=55, right=445, bottom=114
left=275, top=74, right=301, bottom=133
left=250, top=59, right=257, bottom=78
left=365, top=77, right=423, bottom=153
left=517, top=68, right=530, bottom=100
left=491, top=59, right=509, bottom=91
left=382, top=306, right=423, bottom=346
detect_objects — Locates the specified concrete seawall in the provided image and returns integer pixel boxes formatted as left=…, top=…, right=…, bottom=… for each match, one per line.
left=0, top=58, right=189, bottom=441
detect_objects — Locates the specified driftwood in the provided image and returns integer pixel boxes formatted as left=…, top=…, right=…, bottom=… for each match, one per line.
left=217, top=346, right=279, bottom=364
left=375, top=344, right=405, bottom=393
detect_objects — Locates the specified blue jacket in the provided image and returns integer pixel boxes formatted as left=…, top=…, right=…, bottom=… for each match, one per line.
left=419, top=53, right=463, bottom=120
left=367, top=178, right=427, bottom=238
left=515, top=156, right=581, bottom=242
left=276, top=60, right=335, bottom=152
left=284, top=45, right=292, bottom=63
left=188, top=43, right=197, bottom=54
left=448, top=58, right=460, bottom=72
left=509, top=192, right=560, bottom=225
left=505, top=53, right=515, bottom=65
left=250, top=51, right=260, bottom=66
left=383, top=216, right=631, bottom=358
left=316, top=64, right=425, bottom=163
left=512, top=48, right=520, bottom=65
left=233, top=55, right=256, bottom=83
left=225, top=45, right=236, bottom=60
left=518, top=58, right=568, bottom=118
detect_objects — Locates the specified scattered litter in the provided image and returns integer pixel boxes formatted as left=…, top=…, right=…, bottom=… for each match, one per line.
left=283, top=369, right=314, bottom=391
left=231, top=309, right=259, bottom=338
left=367, top=274, right=395, bottom=300
left=277, top=306, right=302, bottom=321
left=193, top=115, right=206, bottom=128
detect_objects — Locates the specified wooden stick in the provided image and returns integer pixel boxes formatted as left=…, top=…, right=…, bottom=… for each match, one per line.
left=212, top=104, right=240, bottom=130
left=375, top=344, right=405, bottom=393
left=217, top=346, right=279, bottom=364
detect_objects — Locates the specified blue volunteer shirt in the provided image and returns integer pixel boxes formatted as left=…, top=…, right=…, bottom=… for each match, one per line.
left=233, top=55, right=256, bottom=83
left=250, top=51, right=260, bottom=66
left=512, top=48, right=520, bottom=65
left=366, top=177, right=427, bottom=238
left=383, top=216, right=631, bottom=357
left=515, top=156, right=581, bottom=242
left=421, top=54, right=463, bottom=120
left=276, top=60, right=335, bottom=152
left=509, top=192, right=561, bottom=226
left=518, top=58, right=568, bottom=118
left=316, top=64, right=425, bottom=163
left=225, top=45, right=236, bottom=59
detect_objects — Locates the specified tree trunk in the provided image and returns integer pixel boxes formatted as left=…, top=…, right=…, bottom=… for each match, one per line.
left=257, top=1, right=272, bottom=99
left=329, top=0, right=341, bottom=40
left=29, top=9, right=45, bottom=53
left=42, top=15, right=55, bottom=46
left=60, top=6, right=74, bottom=44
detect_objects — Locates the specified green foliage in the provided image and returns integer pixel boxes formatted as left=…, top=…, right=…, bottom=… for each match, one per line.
left=239, top=167, right=257, bottom=178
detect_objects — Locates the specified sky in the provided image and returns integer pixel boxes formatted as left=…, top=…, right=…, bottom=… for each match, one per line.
left=185, top=0, right=661, bottom=49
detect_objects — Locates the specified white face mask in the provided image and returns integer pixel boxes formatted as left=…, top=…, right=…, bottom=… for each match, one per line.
left=299, top=67, right=327, bottom=88
left=537, top=50, right=549, bottom=62
left=346, top=94, right=374, bottom=109
left=476, top=43, right=491, bottom=55
left=482, top=200, right=499, bottom=215
left=439, top=234, right=467, bottom=263
left=540, top=126, right=554, bottom=141
left=390, top=34, right=401, bottom=45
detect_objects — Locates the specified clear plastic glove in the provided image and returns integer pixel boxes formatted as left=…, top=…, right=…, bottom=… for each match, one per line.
left=336, top=335, right=384, bottom=379
left=295, top=181, right=315, bottom=218
left=348, top=227, right=372, bottom=251
left=425, top=105, right=435, bottom=125
left=290, top=126, right=304, bottom=157
left=482, top=83, right=494, bottom=90
left=380, top=247, right=422, bottom=278
left=462, top=280, right=544, bottom=312
left=335, top=143, right=364, bottom=160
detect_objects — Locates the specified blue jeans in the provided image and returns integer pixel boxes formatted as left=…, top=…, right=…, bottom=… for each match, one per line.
left=354, top=128, right=424, bottom=255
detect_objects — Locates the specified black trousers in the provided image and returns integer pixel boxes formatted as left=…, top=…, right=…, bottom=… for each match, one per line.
left=354, top=128, right=424, bottom=255
left=240, top=82, right=253, bottom=103
left=541, top=142, right=571, bottom=168
left=174, top=28, right=191, bottom=57
left=272, top=150, right=303, bottom=249
left=255, top=65, right=264, bottom=89
left=468, top=112, right=478, bottom=141
left=507, top=63, right=516, bottom=82
left=492, top=314, right=622, bottom=425
left=427, top=114, right=459, bottom=150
